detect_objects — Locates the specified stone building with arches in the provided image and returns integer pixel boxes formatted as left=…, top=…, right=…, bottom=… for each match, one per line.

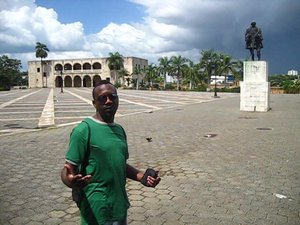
left=28, top=57, right=148, bottom=88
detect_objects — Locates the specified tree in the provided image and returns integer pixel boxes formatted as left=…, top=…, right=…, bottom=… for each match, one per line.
left=158, top=56, right=171, bottom=89
left=0, top=55, right=22, bottom=90
left=199, top=49, right=219, bottom=88
left=20, top=71, right=28, bottom=86
left=144, top=63, right=157, bottom=89
left=169, top=55, right=188, bottom=91
left=216, top=54, right=240, bottom=87
left=199, top=49, right=243, bottom=89
left=269, top=74, right=300, bottom=93
left=106, top=52, right=124, bottom=85
left=118, top=68, right=130, bottom=86
left=184, top=60, right=201, bottom=90
left=35, top=42, right=49, bottom=87
left=132, top=66, right=143, bottom=90
left=232, top=60, right=243, bottom=86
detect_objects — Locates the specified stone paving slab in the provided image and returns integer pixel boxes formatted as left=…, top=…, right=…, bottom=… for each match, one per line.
left=0, top=94, right=299, bottom=225
left=0, top=88, right=237, bottom=135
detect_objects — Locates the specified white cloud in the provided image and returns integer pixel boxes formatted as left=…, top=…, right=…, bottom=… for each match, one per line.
left=0, top=1, right=85, bottom=53
left=0, top=0, right=35, bottom=11
left=1, top=0, right=299, bottom=73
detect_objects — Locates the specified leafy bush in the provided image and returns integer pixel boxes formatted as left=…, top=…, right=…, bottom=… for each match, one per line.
left=165, top=83, right=176, bottom=90
left=282, top=80, right=300, bottom=94
left=221, top=87, right=240, bottom=93
left=191, top=84, right=207, bottom=92
left=269, top=74, right=299, bottom=94
left=0, top=86, right=10, bottom=91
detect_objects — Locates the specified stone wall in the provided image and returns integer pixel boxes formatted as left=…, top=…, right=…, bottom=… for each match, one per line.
left=28, top=57, right=148, bottom=88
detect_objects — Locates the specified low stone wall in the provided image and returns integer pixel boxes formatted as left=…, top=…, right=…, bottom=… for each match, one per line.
left=271, top=87, right=284, bottom=94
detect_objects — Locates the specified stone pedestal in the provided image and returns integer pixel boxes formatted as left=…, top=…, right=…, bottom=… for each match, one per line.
left=240, top=61, right=270, bottom=112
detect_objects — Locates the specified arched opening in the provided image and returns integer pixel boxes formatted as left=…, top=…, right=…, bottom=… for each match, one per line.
left=93, top=75, right=102, bottom=87
left=74, top=76, right=81, bottom=87
left=55, top=76, right=63, bottom=87
left=65, top=76, right=72, bottom=87
left=93, top=62, right=101, bottom=70
left=54, top=64, right=63, bottom=71
left=83, top=75, right=92, bottom=87
left=64, top=63, right=72, bottom=71
left=73, top=63, right=81, bottom=71
left=83, top=63, right=91, bottom=70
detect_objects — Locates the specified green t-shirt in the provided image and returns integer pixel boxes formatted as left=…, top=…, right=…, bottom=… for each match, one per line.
left=65, top=117, right=130, bottom=225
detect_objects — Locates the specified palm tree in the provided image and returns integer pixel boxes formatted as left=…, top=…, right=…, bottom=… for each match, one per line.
left=184, top=60, right=200, bottom=90
left=169, top=55, right=188, bottom=91
left=232, top=60, right=243, bottom=86
left=132, top=66, right=143, bottom=90
left=106, top=52, right=124, bottom=85
left=158, top=56, right=171, bottom=90
left=118, top=68, right=130, bottom=86
left=216, top=54, right=240, bottom=87
left=199, top=49, right=219, bottom=90
left=144, top=63, right=157, bottom=89
left=35, top=42, right=49, bottom=87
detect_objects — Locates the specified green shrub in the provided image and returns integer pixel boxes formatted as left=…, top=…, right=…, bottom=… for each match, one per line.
left=165, top=83, right=175, bottom=90
left=0, top=86, right=10, bottom=91
left=191, top=84, right=207, bottom=92
left=282, top=80, right=300, bottom=94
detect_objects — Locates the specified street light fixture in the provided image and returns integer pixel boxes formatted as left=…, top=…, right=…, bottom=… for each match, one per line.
left=207, top=59, right=212, bottom=92
left=213, top=58, right=224, bottom=98
left=209, top=61, right=218, bottom=98
left=55, top=65, right=64, bottom=93
left=214, top=75, right=218, bottom=98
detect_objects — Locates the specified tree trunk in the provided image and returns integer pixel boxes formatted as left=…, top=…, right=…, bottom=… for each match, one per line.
left=41, top=58, right=44, bottom=88
left=136, top=76, right=139, bottom=90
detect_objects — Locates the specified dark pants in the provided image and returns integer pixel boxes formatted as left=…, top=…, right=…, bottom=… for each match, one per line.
left=249, top=48, right=261, bottom=61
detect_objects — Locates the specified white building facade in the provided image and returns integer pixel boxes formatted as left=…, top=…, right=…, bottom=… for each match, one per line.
left=28, top=57, right=148, bottom=88
left=287, top=70, right=298, bottom=76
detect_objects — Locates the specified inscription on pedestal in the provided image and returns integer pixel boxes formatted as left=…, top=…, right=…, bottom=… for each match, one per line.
left=240, top=61, right=270, bottom=112
left=243, top=61, right=268, bottom=82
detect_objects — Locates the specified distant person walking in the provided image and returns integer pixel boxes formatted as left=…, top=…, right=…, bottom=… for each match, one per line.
left=61, top=80, right=161, bottom=225
left=245, top=21, right=263, bottom=61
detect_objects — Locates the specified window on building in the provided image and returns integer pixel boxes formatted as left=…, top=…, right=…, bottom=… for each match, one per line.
left=37, top=68, right=40, bottom=72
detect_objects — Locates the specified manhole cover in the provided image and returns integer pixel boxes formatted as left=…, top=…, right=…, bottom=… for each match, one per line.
left=256, top=127, right=273, bottom=130
left=175, top=108, right=183, bottom=111
left=204, top=134, right=217, bottom=138
left=238, top=116, right=257, bottom=119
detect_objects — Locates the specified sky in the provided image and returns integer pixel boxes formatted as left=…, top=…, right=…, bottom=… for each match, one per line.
left=0, top=0, right=299, bottom=75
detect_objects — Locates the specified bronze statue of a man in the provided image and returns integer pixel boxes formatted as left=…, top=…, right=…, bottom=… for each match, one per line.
left=245, top=21, right=263, bottom=61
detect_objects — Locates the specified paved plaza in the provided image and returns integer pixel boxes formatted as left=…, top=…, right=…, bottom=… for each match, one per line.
left=0, top=89, right=299, bottom=225
left=0, top=88, right=235, bottom=135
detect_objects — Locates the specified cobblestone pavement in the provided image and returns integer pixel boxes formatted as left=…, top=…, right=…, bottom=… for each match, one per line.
left=0, top=88, right=236, bottom=135
left=0, top=92, right=299, bottom=225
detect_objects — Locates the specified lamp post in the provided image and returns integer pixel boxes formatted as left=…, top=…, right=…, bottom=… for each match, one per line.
left=210, top=60, right=217, bottom=97
left=214, top=74, right=218, bottom=97
left=214, top=58, right=224, bottom=98
left=55, top=65, right=64, bottom=93
left=207, top=59, right=212, bottom=92
left=60, top=69, right=63, bottom=93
